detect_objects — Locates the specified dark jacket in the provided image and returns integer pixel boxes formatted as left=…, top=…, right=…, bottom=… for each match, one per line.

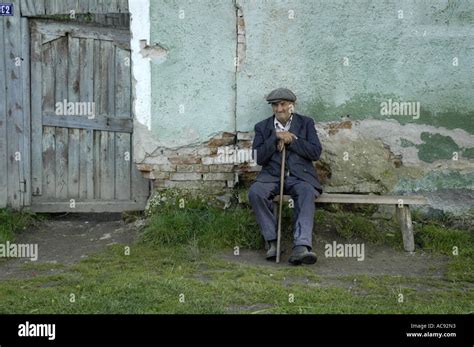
left=251, top=113, right=323, bottom=194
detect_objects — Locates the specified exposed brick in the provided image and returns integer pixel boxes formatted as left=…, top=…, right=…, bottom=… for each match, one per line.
left=208, top=138, right=235, bottom=147
left=170, top=172, right=203, bottom=181
left=217, top=145, right=235, bottom=155
left=154, top=164, right=177, bottom=172
left=137, top=164, right=153, bottom=172
left=202, top=156, right=218, bottom=165
left=208, top=133, right=235, bottom=147
left=142, top=172, right=155, bottom=179
left=163, top=180, right=226, bottom=190
left=237, top=163, right=259, bottom=172
left=203, top=173, right=235, bottom=181
left=144, top=172, right=170, bottom=180
left=237, top=132, right=254, bottom=140
left=169, top=155, right=202, bottom=164
left=176, top=164, right=209, bottom=173
left=222, top=131, right=236, bottom=139
left=209, top=164, right=234, bottom=172
left=152, top=172, right=170, bottom=180
left=238, top=140, right=252, bottom=148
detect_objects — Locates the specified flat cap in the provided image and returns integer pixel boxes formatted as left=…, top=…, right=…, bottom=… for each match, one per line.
left=266, top=88, right=297, bottom=104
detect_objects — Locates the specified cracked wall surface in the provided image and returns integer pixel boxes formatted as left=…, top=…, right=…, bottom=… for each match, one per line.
left=134, top=0, right=474, bottom=214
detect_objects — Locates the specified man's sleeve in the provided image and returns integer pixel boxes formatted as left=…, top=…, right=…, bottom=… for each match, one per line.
left=287, top=118, right=322, bottom=161
left=252, top=124, right=278, bottom=166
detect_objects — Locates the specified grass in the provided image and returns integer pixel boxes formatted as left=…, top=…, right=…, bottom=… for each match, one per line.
left=0, top=242, right=471, bottom=314
left=414, top=223, right=474, bottom=282
left=141, top=205, right=263, bottom=251
left=0, top=199, right=472, bottom=314
left=0, top=209, right=42, bottom=244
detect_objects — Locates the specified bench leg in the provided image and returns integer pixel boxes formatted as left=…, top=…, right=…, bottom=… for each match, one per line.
left=396, top=205, right=415, bottom=252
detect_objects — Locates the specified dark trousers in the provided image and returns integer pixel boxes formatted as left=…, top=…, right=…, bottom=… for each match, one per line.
left=248, top=176, right=318, bottom=250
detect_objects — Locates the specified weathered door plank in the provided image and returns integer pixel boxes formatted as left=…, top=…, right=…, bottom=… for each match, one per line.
left=53, top=37, right=68, bottom=200
left=21, top=17, right=32, bottom=206
left=30, top=23, right=43, bottom=197
left=41, top=40, right=56, bottom=199
left=115, top=46, right=131, bottom=200
left=0, top=19, right=8, bottom=207
left=79, top=38, right=94, bottom=200
left=99, top=40, right=116, bottom=200
left=67, top=36, right=81, bottom=199
left=5, top=9, right=24, bottom=209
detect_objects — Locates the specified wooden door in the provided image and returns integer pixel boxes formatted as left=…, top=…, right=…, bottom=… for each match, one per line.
left=29, top=20, right=149, bottom=212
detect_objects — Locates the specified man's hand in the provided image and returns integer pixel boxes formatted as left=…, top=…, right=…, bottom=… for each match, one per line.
left=277, top=139, right=285, bottom=152
left=276, top=131, right=297, bottom=151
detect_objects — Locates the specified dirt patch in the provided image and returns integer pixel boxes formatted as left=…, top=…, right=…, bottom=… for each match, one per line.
left=0, top=213, right=145, bottom=280
left=219, top=235, right=449, bottom=278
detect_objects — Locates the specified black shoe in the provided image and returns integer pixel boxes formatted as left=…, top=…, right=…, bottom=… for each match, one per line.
left=288, top=245, right=317, bottom=265
left=266, top=241, right=277, bottom=261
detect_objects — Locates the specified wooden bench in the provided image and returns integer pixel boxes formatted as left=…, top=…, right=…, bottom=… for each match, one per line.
left=273, top=193, right=428, bottom=252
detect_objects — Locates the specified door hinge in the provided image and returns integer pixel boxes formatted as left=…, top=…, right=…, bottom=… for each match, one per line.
left=19, top=179, right=27, bottom=193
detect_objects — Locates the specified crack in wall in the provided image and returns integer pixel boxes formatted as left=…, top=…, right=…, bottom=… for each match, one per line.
left=233, top=0, right=246, bottom=146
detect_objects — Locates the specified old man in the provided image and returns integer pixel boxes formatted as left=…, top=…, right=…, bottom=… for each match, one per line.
left=248, top=88, right=323, bottom=265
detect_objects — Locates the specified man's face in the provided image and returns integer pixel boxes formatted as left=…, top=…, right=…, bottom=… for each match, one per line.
left=272, top=101, right=294, bottom=123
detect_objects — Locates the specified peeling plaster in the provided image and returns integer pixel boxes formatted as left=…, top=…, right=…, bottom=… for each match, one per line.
left=129, top=0, right=151, bottom=133
left=139, top=40, right=168, bottom=64
left=316, top=119, right=474, bottom=195
left=351, top=119, right=474, bottom=166
left=133, top=120, right=162, bottom=163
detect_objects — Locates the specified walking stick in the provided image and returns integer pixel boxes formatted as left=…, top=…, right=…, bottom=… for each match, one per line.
left=276, top=144, right=286, bottom=263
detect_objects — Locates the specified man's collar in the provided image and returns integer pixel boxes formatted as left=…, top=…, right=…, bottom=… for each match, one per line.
left=265, top=112, right=301, bottom=135
left=274, top=113, right=294, bottom=130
